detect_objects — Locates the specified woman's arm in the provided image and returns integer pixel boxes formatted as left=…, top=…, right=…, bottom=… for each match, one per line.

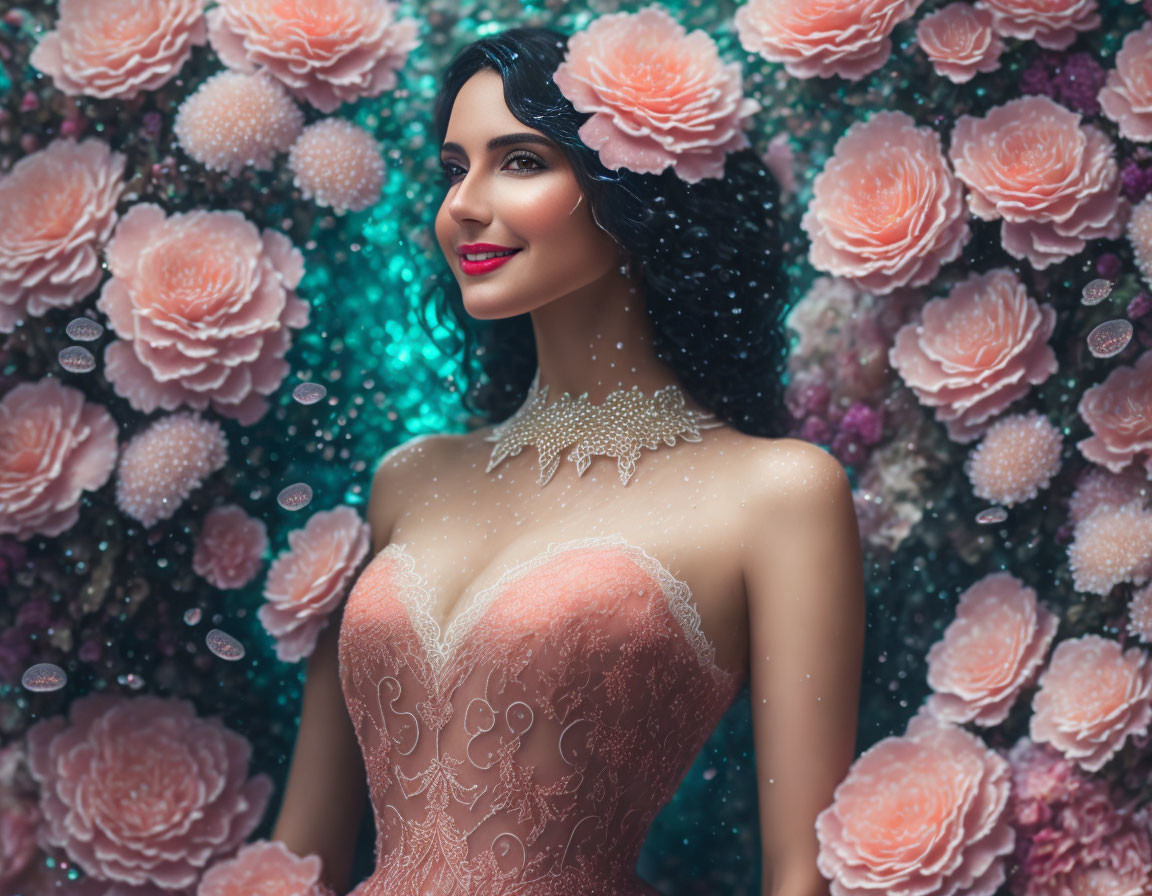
left=741, top=439, right=866, bottom=896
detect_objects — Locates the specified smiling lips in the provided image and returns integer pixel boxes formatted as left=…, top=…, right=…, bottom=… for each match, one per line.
left=458, top=242, right=521, bottom=275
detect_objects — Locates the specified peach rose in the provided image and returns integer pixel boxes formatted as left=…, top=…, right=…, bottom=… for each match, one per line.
left=735, top=0, right=923, bottom=81
left=1099, top=22, right=1152, bottom=144
left=552, top=5, right=759, bottom=183
left=97, top=204, right=309, bottom=426
left=25, top=694, right=272, bottom=890
left=888, top=268, right=1058, bottom=443
left=30, top=0, right=207, bottom=99
left=1031, top=635, right=1152, bottom=772
left=0, top=378, right=118, bottom=541
left=926, top=572, right=1058, bottom=727
left=974, top=0, right=1100, bottom=51
left=1077, top=349, right=1152, bottom=477
left=206, top=0, right=419, bottom=114
left=258, top=505, right=370, bottom=662
left=916, top=4, right=1004, bottom=84
left=801, top=111, right=969, bottom=294
left=193, top=504, right=267, bottom=590
left=197, top=840, right=332, bottom=896
left=949, top=96, right=1126, bottom=269
left=0, top=137, right=126, bottom=333
left=815, top=711, right=1014, bottom=896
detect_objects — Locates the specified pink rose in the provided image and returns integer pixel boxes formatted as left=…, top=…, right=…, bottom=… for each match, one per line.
left=193, top=504, right=268, bottom=590
left=1030, top=635, right=1152, bottom=772
left=0, top=378, right=118, bottom=541
left=926, top=572, right=1058, bottom=727
left=916, top=4, right=1004, bottom=84
left=0, top=137, right=125, bottom=333
left=949, top=96, right=1127, bottom=269
left=552, top=5, right=759, bottom=183
left=815, top=711, right=1014, bottom=896
left=801, top=111, right=969, bottom=294
left=97, top=204, right=309, bottom=426
left=735, top=0, right=924, bottom=81
left=888, top=268, right=1058, bottom=443
left=1099, top=22, right=1152, bottom=144
left=974, top=0, right=1100, bottom=50
left=197, top=840, right=330, bottom=896
left=0, top=742, right=41, bottom=889
left=206, top=0, right=419, bottom=114
left=25, top=694, right=273, bottom=891
left=258, top=505, right=370, bottom=662
left=1077, top=349, right=1152, bottom=476
left=30, top=0, right=207, bottom=99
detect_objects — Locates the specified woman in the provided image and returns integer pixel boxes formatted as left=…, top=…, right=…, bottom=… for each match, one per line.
left=272, top=22, right=865, bottom=896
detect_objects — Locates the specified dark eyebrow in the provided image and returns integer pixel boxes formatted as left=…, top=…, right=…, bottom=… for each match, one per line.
left=440, top=133, right=556, bottom=156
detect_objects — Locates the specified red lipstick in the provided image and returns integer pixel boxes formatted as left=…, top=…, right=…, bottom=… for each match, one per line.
left=458, top=242, right=521, bottom=276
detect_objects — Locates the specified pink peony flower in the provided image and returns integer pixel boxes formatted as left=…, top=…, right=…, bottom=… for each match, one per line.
left=97, top=203, right=309, bottom=425
left=258, top=505, right=370, bottom=662
left=735, top=0, right=924, bottom=81
left=815, top=711, right=1014, bottom=896
left=193, top=504, right=268, bottom=590
left=801, top=111, right=969, bottom=294
left=1069, top=466, right=1151, bottom=526
left=926, top=572, right=1058, bottom=727
left=1066, top=500, right=1152, bottom=594
left=0, top=741, right=41, bottom=890
left=1099, top=22, right=1152, bottom=143
left=1030, top=635, right=1152, bottom=772
left=206, top=0, right=419, bottom=114
left=949, top=95, right=1127, bottom=270
left=174, top=71, right=304, bottom=176
left=115, top=413, right=228, bottom=528
left=197, top=839, right=330, bottom=896
left=761, top=133, right=796, bottom=199
left=287, top=119, right=386, bottom=215
left=552, top=4, right=760, bottom=183
left=25, top=693, right=272, bottom=890
left=916, top=3, right=1004, bottom=84
left=964, top=412, right=1064, bottom=506
left=974, top=0, right=1100, bottom=51
left=1131, top=196, right=1152, bottom=290
left=1077, top=348, right=1152, bottom=476
left=30, top=0, right=207, bottom=99
left=0, top=137, right=126, bottom=333
left=888, top=268, right=1058, bottom=443
left=0, top=378, right=118, bottom=541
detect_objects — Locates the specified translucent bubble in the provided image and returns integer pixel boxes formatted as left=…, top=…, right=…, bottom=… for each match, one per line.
left=206, top=629, right=245, bottom=661
left=66, top=317, right=104, bottom=341
left=293, top=382, right=327, bottom=404
left=976, top=506, right=1008, bottom=525
left=183, top=608, right=202, bottom=625
left=1087, top=319, right=1133, bottom=358
left=22, top=662, right=67, bottom=692
left=1081, top=279, right=1113, bottom=305
left=58, top=345, right=96, bottom=373
left=117, top=673, right=145, bottom=690
left=278, top=482, right=313, bottom=510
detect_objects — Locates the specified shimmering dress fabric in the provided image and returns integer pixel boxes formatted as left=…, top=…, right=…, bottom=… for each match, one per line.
left=337, top=534, right=746, bottom=896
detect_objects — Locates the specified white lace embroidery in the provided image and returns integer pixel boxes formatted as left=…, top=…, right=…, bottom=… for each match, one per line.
left=379, top=534, right=733, bottom=686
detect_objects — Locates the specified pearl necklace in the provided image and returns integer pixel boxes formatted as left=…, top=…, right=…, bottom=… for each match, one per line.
left=484, top=371, right=724, bottom=486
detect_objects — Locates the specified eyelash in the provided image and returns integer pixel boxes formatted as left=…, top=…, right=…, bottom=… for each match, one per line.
left=440, top=151, right=545, bottom=183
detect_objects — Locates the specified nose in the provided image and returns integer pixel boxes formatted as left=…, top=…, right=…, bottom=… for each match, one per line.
left=447, top=167, right=492, bottom=226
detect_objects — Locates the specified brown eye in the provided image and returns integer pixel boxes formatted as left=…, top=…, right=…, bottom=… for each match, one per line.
left=505, top=152, right=545, bottom=173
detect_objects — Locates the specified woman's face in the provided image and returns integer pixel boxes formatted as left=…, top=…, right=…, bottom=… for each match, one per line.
left=434, top=68, right=623, bottom=320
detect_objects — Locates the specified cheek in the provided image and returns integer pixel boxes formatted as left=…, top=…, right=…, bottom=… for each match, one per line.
left=509, top=181, right=605, bottom=253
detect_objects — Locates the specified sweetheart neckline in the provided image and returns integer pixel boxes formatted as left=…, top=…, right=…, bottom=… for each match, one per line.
left=369, top=534, right=737, bottom=685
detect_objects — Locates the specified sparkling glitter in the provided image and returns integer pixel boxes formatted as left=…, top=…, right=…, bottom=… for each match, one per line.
left=205, top=629, right=245, bottom=661
left=58, top=345, right=95, bottom=373
left=1087, top=319, right=1134, bottom=358
left=117, top=673, right=145, bottom=689
left=1081, top=279, right=1114, bottom=305
left=22, top=662, right=67, bottom=692
left=65, top=317, right=104, bottom=340
left=277, top=482, right=314, bottom=510
left=975, top=506, right=1008, bottom=524
left=293, top=382, right=327, bottom=404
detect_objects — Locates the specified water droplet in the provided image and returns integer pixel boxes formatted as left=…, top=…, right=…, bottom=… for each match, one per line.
left=206, top=629, right=245, bottom=661
left=293, top=382, right=327, bottom=405
left=1087, top=319, right=1133, bottom=358
left=58, top=345, right=95, bottom=373
left=66, top=318, right=104, bottom=341
left=183, top=608, right=202, bottom=625
left=277, top=482, right=313, bottom=510
left=1081, top=279, right=1113, bottom=305
left=22, top=662, right=67, bottom=692
left=976, top=505, right=1008, bottom=525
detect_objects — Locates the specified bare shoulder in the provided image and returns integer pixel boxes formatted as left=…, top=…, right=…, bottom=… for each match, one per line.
left=367, top=432, right=469, bottom=551
left=720, top=432, right=852, bottom=515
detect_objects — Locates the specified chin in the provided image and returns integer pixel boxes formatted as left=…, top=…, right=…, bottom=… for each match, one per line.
left=460, top=290, right=543, bottom=320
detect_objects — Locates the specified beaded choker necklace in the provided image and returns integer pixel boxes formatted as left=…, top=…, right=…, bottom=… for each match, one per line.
left=484, top=371, right=724, bottom=487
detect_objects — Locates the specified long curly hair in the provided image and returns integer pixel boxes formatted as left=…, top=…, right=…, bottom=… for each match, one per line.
left=425, top=26, right=793, bottom=438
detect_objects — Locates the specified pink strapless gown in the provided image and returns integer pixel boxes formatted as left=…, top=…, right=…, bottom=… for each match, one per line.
left=338, top=534, right=746, bottom=896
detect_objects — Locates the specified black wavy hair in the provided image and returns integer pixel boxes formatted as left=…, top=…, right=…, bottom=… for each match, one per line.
left=425, top=26, right=793, bottom=438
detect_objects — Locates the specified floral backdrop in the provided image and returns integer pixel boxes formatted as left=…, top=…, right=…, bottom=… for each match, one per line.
left=2, top=0, right=1152, bottom=895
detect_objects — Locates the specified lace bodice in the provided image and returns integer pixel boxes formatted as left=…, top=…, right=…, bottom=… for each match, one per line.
left=337, top=534, right=746, bottom=896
